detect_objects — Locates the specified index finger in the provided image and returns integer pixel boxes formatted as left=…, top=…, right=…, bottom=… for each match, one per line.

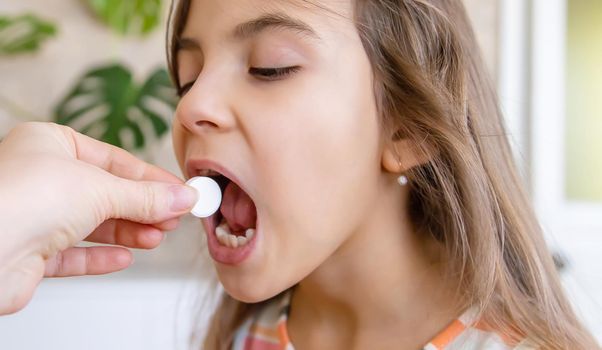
left=58, top=124, right=183, bottom=184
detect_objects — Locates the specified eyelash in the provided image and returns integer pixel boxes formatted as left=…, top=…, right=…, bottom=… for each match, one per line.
left=248, top=66, right=301, bottom=81
left=177, top=66, right=301, bottom=97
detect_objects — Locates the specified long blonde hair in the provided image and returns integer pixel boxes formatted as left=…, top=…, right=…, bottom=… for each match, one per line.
left=167, top=1, right=599, bottom=349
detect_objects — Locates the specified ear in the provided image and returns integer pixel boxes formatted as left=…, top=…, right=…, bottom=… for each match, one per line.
left=382, top=137, right=431, bottom=174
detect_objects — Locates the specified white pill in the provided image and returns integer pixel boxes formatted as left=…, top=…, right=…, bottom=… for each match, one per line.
left=186, top=176, right=222, bottom=218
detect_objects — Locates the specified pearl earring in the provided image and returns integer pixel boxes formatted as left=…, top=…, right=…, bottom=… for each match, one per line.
left=397, top=159, right=408, bottom=186
left=397, top=175, right=408, bottom=186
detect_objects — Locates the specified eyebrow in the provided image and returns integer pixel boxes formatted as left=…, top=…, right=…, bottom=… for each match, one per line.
left=176, top=12, right=321, bottom=51
left=233, top=12, right=320, bottom=41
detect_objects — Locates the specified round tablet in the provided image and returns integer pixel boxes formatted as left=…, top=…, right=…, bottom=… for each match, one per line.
left=185, top=176, right=222, bottom=218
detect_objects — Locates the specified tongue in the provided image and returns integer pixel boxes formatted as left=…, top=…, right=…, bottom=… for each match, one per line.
left=220, top=181, right=257, bottom=234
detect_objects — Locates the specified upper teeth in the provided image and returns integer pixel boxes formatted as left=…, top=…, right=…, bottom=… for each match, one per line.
left=197, top=169, right=222, bottom=177
left=215, top=222, right=255, bottom=248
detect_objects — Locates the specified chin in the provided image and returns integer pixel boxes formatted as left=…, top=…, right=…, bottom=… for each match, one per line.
left=217, top=268, right=290, bottom=303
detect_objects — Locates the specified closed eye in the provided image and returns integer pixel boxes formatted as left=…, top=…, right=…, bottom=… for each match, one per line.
left=177, top=66, right=301, bottom=97
left=177, top=81, right=195, bottom=97
left=249, top=66, right=301, bottom=81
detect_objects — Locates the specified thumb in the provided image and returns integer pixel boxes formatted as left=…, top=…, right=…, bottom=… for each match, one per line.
left=105, top=178, right=198, bottom=223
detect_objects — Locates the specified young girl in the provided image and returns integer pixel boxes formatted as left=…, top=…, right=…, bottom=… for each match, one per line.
left=167, top=0, right=599, bottom=349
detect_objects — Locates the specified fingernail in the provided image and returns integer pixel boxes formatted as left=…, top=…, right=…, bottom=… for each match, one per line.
left=118, top=251, right=133, bottom=266
left=169, top=185, right=198, bottom=212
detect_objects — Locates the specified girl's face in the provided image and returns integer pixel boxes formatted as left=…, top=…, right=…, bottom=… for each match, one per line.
left=172, top=0, right=389, bottom=302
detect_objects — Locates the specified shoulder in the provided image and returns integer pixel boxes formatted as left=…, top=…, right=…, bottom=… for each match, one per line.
left=232, top=291, right=293, bottom=350
left=424, top=307, right=538, bottom=350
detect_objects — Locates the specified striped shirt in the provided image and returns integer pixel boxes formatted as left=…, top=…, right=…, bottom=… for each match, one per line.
left=232, top=290, right=536, bottom=350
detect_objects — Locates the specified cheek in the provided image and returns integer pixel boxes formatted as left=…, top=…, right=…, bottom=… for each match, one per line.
left=252, top=67, right=381, bottom=254
left=224, top=78, right=381, bottom=302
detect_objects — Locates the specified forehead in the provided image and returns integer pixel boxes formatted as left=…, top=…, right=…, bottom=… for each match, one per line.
left=180, top=0, right=355, bottom=42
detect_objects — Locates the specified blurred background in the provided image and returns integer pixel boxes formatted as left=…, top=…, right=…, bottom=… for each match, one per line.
left=0, top=0, right=600, bottom=348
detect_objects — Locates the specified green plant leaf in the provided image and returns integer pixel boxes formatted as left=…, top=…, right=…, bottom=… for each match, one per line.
left=85, top=0, right=162, bottom=36
left=0, top=14, right=57, bottom=55
left=54, top=64, right=177, bottom=151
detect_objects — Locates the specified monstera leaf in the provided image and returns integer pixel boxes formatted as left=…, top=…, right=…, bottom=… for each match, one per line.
left=0, top=14, right=57, bottom=55
left=54, top=64, right=177, bottom=151
left=85, top=0, right=162, bottom=36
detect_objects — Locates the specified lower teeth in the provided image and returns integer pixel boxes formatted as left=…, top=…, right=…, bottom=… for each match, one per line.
left=215, top=222, right=255, bottom=248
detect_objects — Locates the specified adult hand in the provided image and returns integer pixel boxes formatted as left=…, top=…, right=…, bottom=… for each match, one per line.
left=0, top=122, right=198, bottom=315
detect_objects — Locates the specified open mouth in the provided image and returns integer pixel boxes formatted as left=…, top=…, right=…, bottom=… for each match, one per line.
left=204, top=172, right=258, bottom=249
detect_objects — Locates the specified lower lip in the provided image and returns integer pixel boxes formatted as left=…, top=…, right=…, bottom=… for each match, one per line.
left=201, top=214, right=259, bottom=265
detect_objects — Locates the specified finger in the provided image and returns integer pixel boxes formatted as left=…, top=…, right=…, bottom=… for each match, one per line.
left=44, top=247, right=133, bottom=277
left=53, top=124, right=198, bottom=223
left=106, top=178, right=197, bottom=223
left=153, top=218, right=181, bottom=232
left=84, top=219, right=165, bottom=249
left=55, top=123, right=183, bottom=183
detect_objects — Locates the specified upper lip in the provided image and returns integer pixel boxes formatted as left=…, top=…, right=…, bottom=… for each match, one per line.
left=185, top=158, right=250, bottom=199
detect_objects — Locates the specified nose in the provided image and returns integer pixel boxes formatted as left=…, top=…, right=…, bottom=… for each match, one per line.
left=174, top=72, right=236, bottom=134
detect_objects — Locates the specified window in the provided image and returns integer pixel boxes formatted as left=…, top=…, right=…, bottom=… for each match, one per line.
left=565, top=0, right=602, bottom=203
left=530, top=0, right=602, bottom=233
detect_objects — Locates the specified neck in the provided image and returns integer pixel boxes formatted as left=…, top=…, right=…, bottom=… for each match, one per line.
left=288, top=183, right=461, bottom=349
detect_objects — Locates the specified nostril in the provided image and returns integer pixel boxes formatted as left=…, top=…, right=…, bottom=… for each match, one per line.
left=195, top=120, right=219, bottom=128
